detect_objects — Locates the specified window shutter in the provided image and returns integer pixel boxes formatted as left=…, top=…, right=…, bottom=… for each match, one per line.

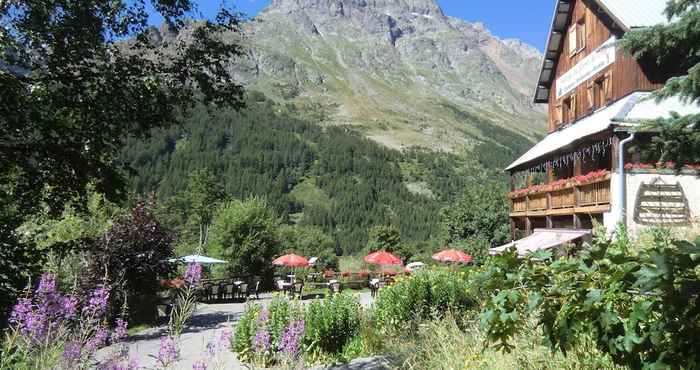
left=571, top=94, right=578, bottom=119
left=587, top=82, right=594, bottom=109
left=603, top=72, right=613, bottom=101
left=556, top=103, right=563, bottom=125
left=579, top=22, right=586, bottom=50
left=568, top=26, right=577, bottom=55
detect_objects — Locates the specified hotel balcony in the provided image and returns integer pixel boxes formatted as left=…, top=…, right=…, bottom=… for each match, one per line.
left=509, top=173, right=611, bottom=218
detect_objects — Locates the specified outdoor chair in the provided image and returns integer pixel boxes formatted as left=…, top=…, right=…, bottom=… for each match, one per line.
left=292, top=281, right=304, bottom=299
left=217, top=282, right=226, bottom=301
left=225, top=283, right=235, bottom=300
left=210, top=284, right=219, bottom=302
left=237, top=283, right=248, bottom=300
left=329, top=281, right=342, bottom=295
left=248, top=280, right=261, bottom=300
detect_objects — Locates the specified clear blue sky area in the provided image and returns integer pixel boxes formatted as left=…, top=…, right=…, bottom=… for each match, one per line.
left=149, top=1, right=554, bottom=51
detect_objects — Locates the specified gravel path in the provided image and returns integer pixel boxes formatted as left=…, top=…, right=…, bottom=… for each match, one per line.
left=98, top=292, right=375, bottom=370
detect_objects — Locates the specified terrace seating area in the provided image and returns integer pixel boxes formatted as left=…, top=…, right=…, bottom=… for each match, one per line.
left=200, top=276, right=262, bottom=303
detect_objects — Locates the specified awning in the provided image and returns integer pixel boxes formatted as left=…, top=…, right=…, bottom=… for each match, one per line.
left=489, top=229, right=591, bottom=257
left=506, top=93, right=642, bottom=171
left=507, top=92, right=700, bottom=172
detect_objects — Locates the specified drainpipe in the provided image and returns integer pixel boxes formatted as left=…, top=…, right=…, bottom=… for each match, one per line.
left=611, top=132, right=635, bottom=232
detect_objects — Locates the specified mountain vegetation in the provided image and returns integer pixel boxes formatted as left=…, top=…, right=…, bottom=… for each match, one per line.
left=122, top=95, right=512, bottom=256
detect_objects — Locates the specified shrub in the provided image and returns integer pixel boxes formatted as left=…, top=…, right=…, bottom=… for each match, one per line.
left=231, top=304, right=260, bottom=361
left=232, top=296, right=303, bottom=366
left=81, top=199, right=174, bottom=323
left=304, top=294, right=361, bottom=356
left=374, top=268, right=475, bottom=332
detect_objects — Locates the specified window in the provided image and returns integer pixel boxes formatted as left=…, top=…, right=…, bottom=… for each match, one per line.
left=587, top=72, right=612, bottom=110
left=562, top=94, right=577, bottom=124
left=568, top=18, right=586, bottom=56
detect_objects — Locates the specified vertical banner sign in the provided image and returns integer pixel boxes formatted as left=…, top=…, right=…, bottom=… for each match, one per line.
left=556, top=37, right=616, bottom=99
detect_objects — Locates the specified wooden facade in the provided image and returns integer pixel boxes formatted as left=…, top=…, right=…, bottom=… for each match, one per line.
left=507, top=0, right=673, bottom=237
left=546, top=0, right=666, bottom=132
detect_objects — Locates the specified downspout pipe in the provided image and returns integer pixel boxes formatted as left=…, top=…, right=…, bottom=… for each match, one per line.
left=611, top=132, right=635, bottom=233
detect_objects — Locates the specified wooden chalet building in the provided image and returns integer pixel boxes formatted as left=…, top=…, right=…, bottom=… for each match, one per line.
left=493, top=0, right=700, bottom=256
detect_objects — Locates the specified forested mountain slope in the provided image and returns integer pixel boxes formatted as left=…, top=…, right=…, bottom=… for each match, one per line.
left=125, top=0, right=548, bottom=253
left=123, top=97, right=501, bottom=254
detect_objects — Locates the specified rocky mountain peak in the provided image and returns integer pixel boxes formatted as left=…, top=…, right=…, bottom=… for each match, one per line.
left=264, top=0, right=443, bottom=18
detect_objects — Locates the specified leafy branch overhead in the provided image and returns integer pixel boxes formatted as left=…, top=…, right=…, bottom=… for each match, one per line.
left=0, top=0, right=245, bottom=211
left=0, top=0, right=245, bottom=324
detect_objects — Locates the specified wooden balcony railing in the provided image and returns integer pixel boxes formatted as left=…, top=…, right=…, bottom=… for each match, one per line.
left=509, top=176, right=611, bottom=216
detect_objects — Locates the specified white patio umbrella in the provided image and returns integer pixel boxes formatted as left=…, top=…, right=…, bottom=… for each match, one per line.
left=168, top=254, right=227, bottom=265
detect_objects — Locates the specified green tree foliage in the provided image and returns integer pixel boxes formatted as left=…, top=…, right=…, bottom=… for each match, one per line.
left=208, top=197, right=280, bottom=277
left=477, top=229, right=700, bottom=369
left=619, top=0, right=700, bottom=165
left=0, top=0, right=244, bottom=322
left=122, top=98, right=490, bottom=255
left=367, top=225, right=401, bottom=252
left=439, top=180, right=510, bottom=252
left=158, top=168, right=223, bottom=255
left=81, top=199, right=174, bottom=322
left=278, top=225, right=338, bottom=270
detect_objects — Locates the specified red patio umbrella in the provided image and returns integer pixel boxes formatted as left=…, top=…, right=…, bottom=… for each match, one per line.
left=432, top=249, right=473, bottom=264
left=272, top=253, right=310, bottom=267
left=364, top=251, right=402, bottom=266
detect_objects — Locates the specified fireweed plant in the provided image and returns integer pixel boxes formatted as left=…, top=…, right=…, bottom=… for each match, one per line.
left=169, top=263, right=203, bottom=338
left=150, top=262, right=204, bottom=369
left=0, top=273, right=136, bottom=369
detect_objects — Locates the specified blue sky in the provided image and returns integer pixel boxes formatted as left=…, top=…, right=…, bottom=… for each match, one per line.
left=150, top=1, right=554, bottom=51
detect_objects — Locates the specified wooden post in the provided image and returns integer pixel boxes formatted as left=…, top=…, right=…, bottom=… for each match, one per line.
left=546, top=161, right=554, bottom=183
left=509, top=172, right=515, bottom=192
left=510, top=219, right=516, bottom=241
left=574, top=214, right=582, bottom=229
left=546, top=215, right=553, bottom=229
left=611, top=135, right=620, bottom=172
left=574, top=155, right=582, bottom=176
left=525, top=217, right=532, bottom=235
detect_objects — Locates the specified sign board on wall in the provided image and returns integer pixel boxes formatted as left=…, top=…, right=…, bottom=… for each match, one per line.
left=556, top=37, right=616, bottom=99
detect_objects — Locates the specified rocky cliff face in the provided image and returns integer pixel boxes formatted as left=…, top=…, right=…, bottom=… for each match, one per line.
left=224, top=0, right=546, bottom=151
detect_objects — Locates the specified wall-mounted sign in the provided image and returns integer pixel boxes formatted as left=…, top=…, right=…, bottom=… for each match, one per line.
left=633, top=178, right=691, bottom=226
left=556, top=37, right=616, bottom=99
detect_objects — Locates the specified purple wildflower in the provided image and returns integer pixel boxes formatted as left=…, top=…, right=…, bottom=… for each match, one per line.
left=156, top=336, right=179, bottom=367
left=256, top=309, right=269, bottom=325
left=84, top=286, right=110, bottom=316
left=205, top=341, right=216, bottom=357
left=60, top=295, right=79, bottom=319
left=63, top=340, right=82, bottom=362
left=99, top=358, right=140, bottom=370
left=9, top=297, right=32, bottom=327
left=217, top=328, right=233, bottom=347
left=23, top=310, right=48, bottom=340
left=86, top=326, right=109, bottom=353
left=192, top=360, right=208, bottom=370
left=36, top=273, right=57, bottom=296
left=184, top=263, right=203, bottom=284
left=112, top=318, right=128, bottom=343
left=253, top=329, right=270, bottom=354
left=278, top=320, right=305, bottom=360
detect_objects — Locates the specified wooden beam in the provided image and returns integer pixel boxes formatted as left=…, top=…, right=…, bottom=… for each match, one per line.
left=611, top=135, right=620, bottom=171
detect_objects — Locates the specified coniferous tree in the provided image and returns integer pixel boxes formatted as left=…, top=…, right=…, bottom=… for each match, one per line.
left=619, top=0, right=700, bottom=164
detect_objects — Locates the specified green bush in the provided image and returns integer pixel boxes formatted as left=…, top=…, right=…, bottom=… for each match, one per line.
left=374, top=268, right=475, bottom=332
left=231, top=304, right=260, bottom=361
left=304, top=293, right=361, bottom=356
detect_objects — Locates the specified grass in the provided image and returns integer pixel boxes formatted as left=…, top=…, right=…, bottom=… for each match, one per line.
left=126, top=323, right=153, bottom=336
left=385, top=314, right=625, bottom=370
